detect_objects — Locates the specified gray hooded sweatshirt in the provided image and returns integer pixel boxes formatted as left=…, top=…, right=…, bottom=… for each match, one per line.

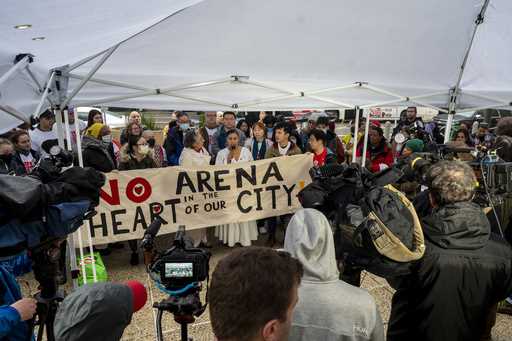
left=54, top=282, right=133, bottom=341
left=285, top=209, right=384, bottom=341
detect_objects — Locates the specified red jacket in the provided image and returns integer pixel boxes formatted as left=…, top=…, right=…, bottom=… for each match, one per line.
left=356, top=141, right=393, bottom=173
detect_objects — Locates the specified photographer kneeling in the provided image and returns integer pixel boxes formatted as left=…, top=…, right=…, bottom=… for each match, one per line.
left=388, top=161, right=512, bottom=341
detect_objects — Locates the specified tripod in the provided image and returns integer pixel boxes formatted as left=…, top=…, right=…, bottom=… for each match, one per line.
left=29, top=290, right=64, bottom=341
left=153, top=293, right=203, bottom=341
left=28, top=239, right=67, bottom=341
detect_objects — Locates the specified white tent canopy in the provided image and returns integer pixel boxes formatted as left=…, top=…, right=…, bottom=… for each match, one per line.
left=1, top=0, right=512, bottom=133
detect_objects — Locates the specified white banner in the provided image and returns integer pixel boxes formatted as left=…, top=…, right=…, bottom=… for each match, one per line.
left=82, top=154, right=313, bottom=245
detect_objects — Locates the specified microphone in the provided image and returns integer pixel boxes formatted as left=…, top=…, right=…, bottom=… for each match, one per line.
left=141, top=217, right=163, bottom=250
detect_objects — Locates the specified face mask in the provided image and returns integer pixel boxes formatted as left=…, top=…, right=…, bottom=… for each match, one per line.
left=139, top=145, right=150, bottom=155
left=102, top=135, right=112, bottom=143
left=267, top=128, right=274, bottom=134
left=147, top=138, right=156, bottom=148
left=321, top=128, right=328, bottom=133
left=179, top=123, right=190, bottom=131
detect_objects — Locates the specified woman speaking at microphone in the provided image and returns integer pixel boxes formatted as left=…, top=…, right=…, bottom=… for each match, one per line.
left=215, top=129, right=258, bottom=247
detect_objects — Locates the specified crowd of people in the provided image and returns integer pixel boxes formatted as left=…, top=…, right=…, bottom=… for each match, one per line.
left=1, top=106, right=512, bottom=340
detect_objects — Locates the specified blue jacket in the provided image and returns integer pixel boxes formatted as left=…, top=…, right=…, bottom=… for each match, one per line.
left=164, top=126, right=184, bottom=166
left=0, top=266, right=30, bottom=341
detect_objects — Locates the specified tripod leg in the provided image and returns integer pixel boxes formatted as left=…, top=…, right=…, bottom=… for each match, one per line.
left=45, top=302, right=58, bottom=341
left=36, top=320, right=45, bottom=341
left=181, top=322, right=188, bottom=341
left=156, top=309, right=164, bottom=341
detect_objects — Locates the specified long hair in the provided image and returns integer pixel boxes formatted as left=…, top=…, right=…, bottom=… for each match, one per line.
left=87, top=109, right=103, bottom=128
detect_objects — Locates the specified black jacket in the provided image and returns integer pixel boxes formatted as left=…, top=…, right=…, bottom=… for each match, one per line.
left=82, top=136, right=116, bottom=173
left=0, top=156, right=18, bottom=175
left=11, top=150, right=40, bottom=175
left=388, top=202, right=512, bottom=341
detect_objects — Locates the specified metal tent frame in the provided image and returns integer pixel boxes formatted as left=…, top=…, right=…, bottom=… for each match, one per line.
left=0, top=0, right=508, bottom=284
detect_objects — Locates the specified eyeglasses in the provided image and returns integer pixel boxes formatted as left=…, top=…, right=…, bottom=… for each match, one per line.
left=137, top=143, right=148, bottom=146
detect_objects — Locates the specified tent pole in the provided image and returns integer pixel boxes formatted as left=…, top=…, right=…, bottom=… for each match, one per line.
left=162, top=92, right=233, bottom=108
left=62, top=109, right=86, bottom=286
left=363, top=84, right=404, bottom=100
left=54, top=108, right=65, bottom=148
left=67, top=49, right=112, bottom=72
left=62, top=45, right=119, bottom=108
left=361, top=110, right=371, bottom=168
left=360, top=90, right=449, bottom=109
left=62, top=109, right=73, bottom=151
left=352, top=106, right=360, bottom=162
left=25, top=66, right=44, bottom=93
left=0, top=105, right=29, bottom=123
left=72, top=108, right=98, bottom=283
left=68, top=73, right=152, bottom=91
left=307, top=83, right=358, bottom=95
left=0, top=55, right=31, bottom=87
left=33, top=71, right=55, bottom=117
left=445, top=0, right=490, bottom=143
left=238, top=94, right=298, bottom=108
left=306, top=95, right=353, bottom=108
left=160, top=78, right=232, bottom=93
left=73, top=91, right=156, bottom=107
left=238, top=79, right=295, bottom=95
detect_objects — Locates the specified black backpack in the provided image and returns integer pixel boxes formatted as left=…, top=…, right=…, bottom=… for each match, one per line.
left=336, top=185, right=425, bottom=279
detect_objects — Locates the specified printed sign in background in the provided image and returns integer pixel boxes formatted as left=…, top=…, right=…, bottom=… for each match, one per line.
left=81, top=154, right=313, bottom=245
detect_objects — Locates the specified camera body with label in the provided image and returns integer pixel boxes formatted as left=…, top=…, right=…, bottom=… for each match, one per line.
left=157, top=239, right=210, bottom=291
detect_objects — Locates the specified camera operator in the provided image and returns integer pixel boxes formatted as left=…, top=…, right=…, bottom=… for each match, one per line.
left=54, top=280, right=147, bottom=341
left=387, top=161, right=512, bottom=341
left=0, top=265, right=37, bottom=340
left=284, top=209, right=384, bottom=341
left=392, top=106, right=424, bottom=137
left=209, top=247, right=303, bottom=341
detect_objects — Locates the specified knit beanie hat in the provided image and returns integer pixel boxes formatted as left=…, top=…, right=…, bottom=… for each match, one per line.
left=404, top=139, right=424, bottom=153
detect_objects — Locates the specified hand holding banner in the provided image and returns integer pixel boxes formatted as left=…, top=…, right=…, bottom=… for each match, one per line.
left=84, top=154, right=313, bottom=245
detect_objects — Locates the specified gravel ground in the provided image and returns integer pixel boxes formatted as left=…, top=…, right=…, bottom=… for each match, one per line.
left=19, top=233, right=512, bottom=341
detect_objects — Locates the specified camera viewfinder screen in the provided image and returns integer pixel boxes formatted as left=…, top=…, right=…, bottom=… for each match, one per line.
left=164, top=262, right=193, bottom=278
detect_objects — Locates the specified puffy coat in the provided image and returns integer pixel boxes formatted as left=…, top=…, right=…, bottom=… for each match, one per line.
left=356, top=140, right=393, bottom=173
left=387, top=201, right=512, bottom=341
left=82, top=136, right=116, bottom=173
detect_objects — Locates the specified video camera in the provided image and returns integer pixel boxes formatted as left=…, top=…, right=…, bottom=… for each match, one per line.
left=0, top=145, right=105, bottom=341
left=141, top=218, right=211, bottom=341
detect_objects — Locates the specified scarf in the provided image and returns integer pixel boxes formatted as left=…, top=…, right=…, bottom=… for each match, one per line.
left=252, top=139, right=267, bottom=160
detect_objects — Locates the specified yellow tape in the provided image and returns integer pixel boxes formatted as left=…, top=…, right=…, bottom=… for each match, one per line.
left=411, top=157, right=422, bottom=170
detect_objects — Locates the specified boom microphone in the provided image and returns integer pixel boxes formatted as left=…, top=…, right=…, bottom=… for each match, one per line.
left=141, top=217, right=163, bottom=250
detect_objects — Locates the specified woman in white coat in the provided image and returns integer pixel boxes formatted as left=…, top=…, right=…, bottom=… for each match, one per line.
left=215, top=129, right=259, bottom=247
left=179, top=130, right=213, bottom=247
